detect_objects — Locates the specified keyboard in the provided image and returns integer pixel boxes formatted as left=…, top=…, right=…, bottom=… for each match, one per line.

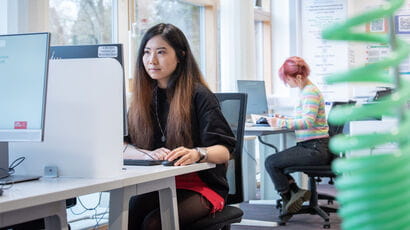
left=123, top=159, right=165, bottom=166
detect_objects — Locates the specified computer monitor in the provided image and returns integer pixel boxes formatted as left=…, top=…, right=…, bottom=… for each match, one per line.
left=0, top=32, right=50, bottom=181
left=237, top=80, right=269, bottom=115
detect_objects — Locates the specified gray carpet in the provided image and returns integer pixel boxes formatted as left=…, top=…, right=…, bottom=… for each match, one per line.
left=232, top=184, right=341, bottom=229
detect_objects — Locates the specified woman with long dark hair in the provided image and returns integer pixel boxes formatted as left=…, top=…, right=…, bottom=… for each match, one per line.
left=125, top=23, right=236, bottom=229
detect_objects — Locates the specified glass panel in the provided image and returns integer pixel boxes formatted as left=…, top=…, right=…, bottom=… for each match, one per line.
left=49, top=0, right=113, bottom=45
left=134, top=0, right=202, bottom=67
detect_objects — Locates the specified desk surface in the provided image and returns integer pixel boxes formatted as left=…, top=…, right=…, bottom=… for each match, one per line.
left=245, top=126, right=293, bottom=136
left=0, top=163, right=214, bottom=213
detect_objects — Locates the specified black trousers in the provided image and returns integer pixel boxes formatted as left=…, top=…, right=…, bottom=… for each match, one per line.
left=264, top=138, right=331, bottom=193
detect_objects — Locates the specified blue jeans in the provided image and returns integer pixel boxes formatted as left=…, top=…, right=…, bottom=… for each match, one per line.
left=264, top=138, right=331, bottom=193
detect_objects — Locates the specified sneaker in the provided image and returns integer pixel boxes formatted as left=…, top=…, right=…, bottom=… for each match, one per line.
left=278, top=192, right=293, bottom=223
left=279, top=212, right=293, bottom=224
left=285, top=189, right=311, bottom=213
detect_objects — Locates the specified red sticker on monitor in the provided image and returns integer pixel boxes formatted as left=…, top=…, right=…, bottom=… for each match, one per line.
left=14, top=121, right=27, bottom=129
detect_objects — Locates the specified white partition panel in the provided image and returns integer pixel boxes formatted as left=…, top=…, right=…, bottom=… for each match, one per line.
left=10, top=58, right=124, bottom=178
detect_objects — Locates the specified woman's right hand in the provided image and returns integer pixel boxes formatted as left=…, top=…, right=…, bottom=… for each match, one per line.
left=273, top=113, right=285, bottom=118
left=123, top=144, right=170, bottom=160
left=267, top=117, right=278, bottom=127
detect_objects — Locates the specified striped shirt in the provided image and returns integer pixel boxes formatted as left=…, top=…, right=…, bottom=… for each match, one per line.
left=275, top=83, right=329, bottom=142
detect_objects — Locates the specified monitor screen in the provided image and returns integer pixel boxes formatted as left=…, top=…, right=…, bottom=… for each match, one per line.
left=237, top=80, right=269, bottom=115
left=0, top=32, right=50, bottom=179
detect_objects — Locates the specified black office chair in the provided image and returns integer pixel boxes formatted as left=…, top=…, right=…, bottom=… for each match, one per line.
left=276, top=101, right=354, bottom=229
left=187, top=93, right=247, bottom=230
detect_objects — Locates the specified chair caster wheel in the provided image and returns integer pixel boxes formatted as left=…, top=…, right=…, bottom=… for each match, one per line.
left=323, top=223, right=330, bottom=228
left=279, top=213, right=292, bottom=225
left=276, top=200, right=282, bottom=209
left=328, top=200, right=333, bottom=205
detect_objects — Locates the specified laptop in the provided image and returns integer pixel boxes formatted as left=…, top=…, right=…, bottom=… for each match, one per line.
left=237, top=80, right=270, bottom=127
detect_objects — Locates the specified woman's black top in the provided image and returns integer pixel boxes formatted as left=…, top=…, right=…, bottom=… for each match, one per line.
left=127, top=84, right=236, bottom=200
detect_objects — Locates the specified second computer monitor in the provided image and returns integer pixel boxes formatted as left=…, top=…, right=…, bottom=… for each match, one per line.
left=237, top=80, right=269, bottom=115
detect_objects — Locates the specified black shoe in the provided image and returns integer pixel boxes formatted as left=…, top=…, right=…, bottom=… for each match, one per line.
left=285, top=189, right=311, bottom=213
left=279, top=192, right=293, bottom=223
left=279, top=212, right=293, bottom=224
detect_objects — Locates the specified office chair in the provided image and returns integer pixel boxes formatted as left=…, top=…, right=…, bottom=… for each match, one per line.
left=187, top=93, right=247, bottom=230
left=276, top=101, right=353, bottom=229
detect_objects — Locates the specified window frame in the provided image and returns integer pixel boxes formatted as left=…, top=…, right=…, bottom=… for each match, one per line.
left=254, top=1, right=272, bottom=95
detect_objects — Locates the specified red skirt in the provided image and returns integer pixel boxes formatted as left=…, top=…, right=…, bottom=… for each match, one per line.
left=176, top=172, right=225, bottom=213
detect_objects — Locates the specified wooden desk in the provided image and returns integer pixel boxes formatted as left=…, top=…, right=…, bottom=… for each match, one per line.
left=0, top=163, right=214, bottom=230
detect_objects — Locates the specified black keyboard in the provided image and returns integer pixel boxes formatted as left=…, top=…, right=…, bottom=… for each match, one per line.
left=123, top=159, right=165, bottom=166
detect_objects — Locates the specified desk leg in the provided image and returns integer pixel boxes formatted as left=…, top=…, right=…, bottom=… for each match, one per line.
left=44, top=200, right=68, bottom=230
left=109, top=186, right=135, bottom=230
left=109, top=178, right=180, bottom=230
left=279, top=133, right=287, bottom=150
left=0, top=200, right=68, bottom=230
left=260, top=133, right=288, bottom=201
left=158, top=178, right=179, bottom=230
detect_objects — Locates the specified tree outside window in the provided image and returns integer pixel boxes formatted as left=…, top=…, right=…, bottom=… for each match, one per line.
left=134, top=0, right=202, bottom=68
left=49, top=0, right=113, bottom=45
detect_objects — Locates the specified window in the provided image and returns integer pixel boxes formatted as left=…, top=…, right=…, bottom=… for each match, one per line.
left=49, top=0, right=114, bottom=45
left=254, top=2, right=272, bottom=94
left=133, top=0, right=203, bottom=71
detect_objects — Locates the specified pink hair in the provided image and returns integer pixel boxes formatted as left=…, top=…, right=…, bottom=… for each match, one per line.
left=278, top=56, right=310, bottom=83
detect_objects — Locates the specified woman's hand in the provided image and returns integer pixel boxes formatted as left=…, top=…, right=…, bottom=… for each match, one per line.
left=267, top=117, right=278, bottom=127
left=150, top=147, right=171, bottom=160
left=123, top=144, right=170, bottom=160
left=273, top=113, right=285, bottom=118
left=165, top=147, right=199, bottom=166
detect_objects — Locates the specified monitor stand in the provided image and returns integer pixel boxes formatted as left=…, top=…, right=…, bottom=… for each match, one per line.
left=0, top=142, right=41, bottom=185
left=0, top=175, right=41, bottom=185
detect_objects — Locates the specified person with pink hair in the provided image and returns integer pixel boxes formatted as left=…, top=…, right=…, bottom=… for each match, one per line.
left=265, top=56, right=331, bottom=217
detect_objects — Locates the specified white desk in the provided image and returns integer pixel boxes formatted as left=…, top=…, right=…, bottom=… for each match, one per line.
left=109, top=163, right=214, bottom=229
left=0, top=163, right=214, bottom=230
left=244, top=126, right=294, bottom=200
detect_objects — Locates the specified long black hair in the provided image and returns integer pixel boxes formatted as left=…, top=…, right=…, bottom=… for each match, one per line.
left=128, top=23, right=208, bottom=149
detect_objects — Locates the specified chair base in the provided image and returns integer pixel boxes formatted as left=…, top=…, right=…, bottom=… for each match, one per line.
left=276, top=176, right=337, bottom=229
left=278, top=204, right=336, bottom=228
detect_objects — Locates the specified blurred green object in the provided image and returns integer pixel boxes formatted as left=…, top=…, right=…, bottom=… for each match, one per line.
left=322, top=0, right=410, bottom=229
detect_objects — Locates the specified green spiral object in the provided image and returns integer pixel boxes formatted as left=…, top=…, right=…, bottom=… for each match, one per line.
left=322, top=0, right=410, bottom=229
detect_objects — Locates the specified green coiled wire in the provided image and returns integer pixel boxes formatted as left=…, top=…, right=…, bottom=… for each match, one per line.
left=321, top=0, right=410, bottom=229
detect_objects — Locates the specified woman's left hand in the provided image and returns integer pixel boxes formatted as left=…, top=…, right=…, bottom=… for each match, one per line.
left=165, top=147, right=199, bottom=166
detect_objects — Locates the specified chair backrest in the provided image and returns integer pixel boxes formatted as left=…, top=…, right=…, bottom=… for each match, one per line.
left=215, top=93, right=247, bottom=204
left=328, top=101, right=356, bottom=137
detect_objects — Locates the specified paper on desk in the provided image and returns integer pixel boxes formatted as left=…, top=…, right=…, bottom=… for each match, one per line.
left=250, top=114, right=269, bottom=123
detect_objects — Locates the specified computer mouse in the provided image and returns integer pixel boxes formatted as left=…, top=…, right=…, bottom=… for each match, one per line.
left=162, top=160, right=176, bottom=166
left=256, top=117, right=268, bottom=124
